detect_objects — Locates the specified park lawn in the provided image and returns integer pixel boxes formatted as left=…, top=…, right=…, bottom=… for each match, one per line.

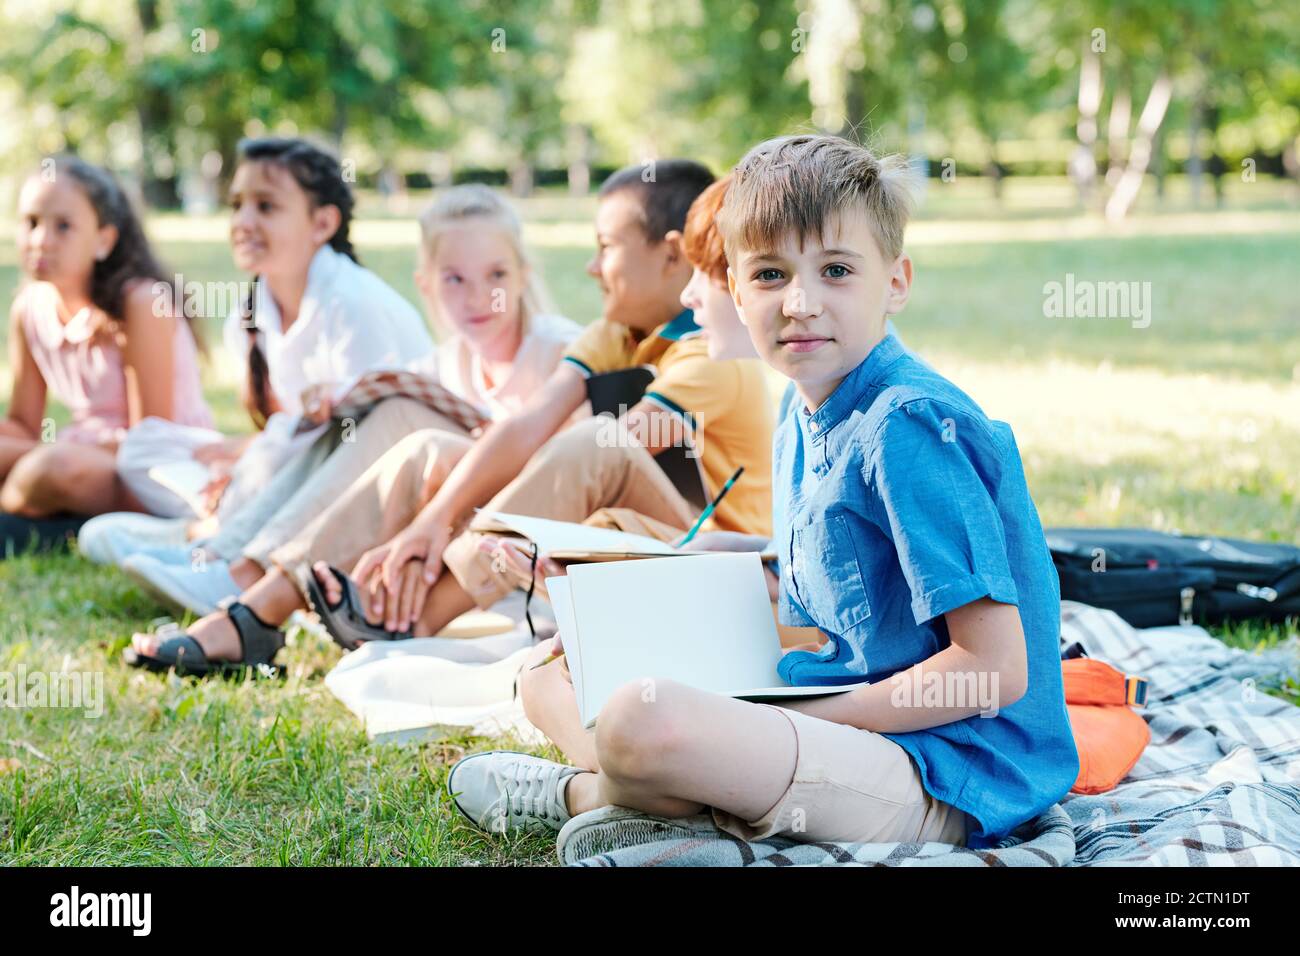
left=1, top=185, right=1298, bottom=864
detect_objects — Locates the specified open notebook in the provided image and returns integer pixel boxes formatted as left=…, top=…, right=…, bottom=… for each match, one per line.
left=547, top=552, right=866, bottom=728
left=476, top=510, right=682, bottom=562
left=146, top=460, right=212, bottom=516
left=477, top=510, right=776, bottom=564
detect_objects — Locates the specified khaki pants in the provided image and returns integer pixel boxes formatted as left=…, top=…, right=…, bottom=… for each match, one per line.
left=441, top=417, right=699, bottom=610
left=712, top=704, right=971, bottom=846
left=264, top=412, right=474, bottom=598
left=211, top=397, right=466, bottom=566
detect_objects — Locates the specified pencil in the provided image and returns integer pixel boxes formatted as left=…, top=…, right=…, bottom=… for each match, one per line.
left=529, top=651, right=564, bottom=671
left=677, top=466, right=744, bottom=547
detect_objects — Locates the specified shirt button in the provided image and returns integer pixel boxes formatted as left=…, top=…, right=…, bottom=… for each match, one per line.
left=809, top=421, right=819, bottom=433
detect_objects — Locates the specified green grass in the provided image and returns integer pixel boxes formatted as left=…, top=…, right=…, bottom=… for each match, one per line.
left=2, top=178, right=1298, bottom=865
left=0, top=557, right=564, bottom=865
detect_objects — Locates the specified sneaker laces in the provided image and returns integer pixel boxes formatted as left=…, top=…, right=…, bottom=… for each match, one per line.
left=503, top=760, right=568, bottom=823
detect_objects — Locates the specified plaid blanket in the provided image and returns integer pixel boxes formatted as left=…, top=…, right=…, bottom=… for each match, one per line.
left=294, top=370, right=490, bottom=436
left=563, top=602, right=1300, bottom=866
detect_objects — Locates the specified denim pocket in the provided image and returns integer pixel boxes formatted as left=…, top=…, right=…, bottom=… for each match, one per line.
left=792, top=513, right=872, bottom=636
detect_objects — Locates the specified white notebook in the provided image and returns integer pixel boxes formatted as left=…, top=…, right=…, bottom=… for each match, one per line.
left=146, top=459, right=212, bottom=516
left=476, top=510, right=682, bottom=561
left=546, top=552, right=865, bottom=728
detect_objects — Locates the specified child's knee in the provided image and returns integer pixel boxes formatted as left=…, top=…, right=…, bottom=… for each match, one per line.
left=374, top=429, right=440, bottom=485
left=357, top=397, right=430, bottom=439
left=0, top=445, right=69, bottom=512
left=596, top=678, right=688, bottom=782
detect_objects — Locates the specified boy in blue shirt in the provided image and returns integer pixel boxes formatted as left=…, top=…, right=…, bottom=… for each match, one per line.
left=448, top=134, right=1078, bottom=850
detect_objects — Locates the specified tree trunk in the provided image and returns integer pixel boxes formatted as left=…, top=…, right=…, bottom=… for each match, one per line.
left=567, top=125, right=591, bottom=196
left=331, top=99, right=348, bottom=151
left=134, top=0, right=181, bottom=208
left=1070, top=47, right=1102, bottom=207
left=509, top=160, right=534, bottom=198
left=1206, top=102, right=1225, bottom=206
left=1105, top=72, right=1172, bottom=221
left=1187, top=91, right=1204, bottom=207
left=1152, top=122, right=1167, bottom=203
left=1105, top=87, right=1131, bottom=188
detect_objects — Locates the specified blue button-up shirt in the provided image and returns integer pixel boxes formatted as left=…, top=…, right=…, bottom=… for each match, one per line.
left=773, top=333, right=1078, bottom=848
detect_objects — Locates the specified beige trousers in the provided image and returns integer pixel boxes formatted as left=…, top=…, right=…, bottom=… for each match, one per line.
left=265, top=414, right=474, bottom=599
left=712, top=704, right=971, bottom=846
left=240, top=397, right=470, bottom=570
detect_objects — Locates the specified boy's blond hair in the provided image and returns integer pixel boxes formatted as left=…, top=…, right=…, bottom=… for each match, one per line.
left=417, top=183, right=555, bottom=338
left=717, top=135, right=914, bottom=265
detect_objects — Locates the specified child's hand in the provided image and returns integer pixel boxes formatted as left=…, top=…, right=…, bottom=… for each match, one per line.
left=478, top=535, right=565, bottom=601
left=193, top=436, right=246, bottom=468
left=199, top=470, right=231, bottom=517
left=674, top=529, right=771, bottom=552
left=300, top=383, right=336, bottom=425
left=351, top=522, right=451, bottom=632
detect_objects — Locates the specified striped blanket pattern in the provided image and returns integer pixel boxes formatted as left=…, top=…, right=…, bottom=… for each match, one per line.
left=563, top=602, right=1300, bottom=866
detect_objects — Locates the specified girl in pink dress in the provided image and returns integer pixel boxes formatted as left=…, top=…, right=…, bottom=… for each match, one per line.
left=1, top=157, right=211, bottom=519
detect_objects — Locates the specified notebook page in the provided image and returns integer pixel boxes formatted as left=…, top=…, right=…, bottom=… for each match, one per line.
left=545, top=575, right=585, bottom=715
left=565, top=552, right=784, bottom=726
left=478, top=511, right=681, bottom=557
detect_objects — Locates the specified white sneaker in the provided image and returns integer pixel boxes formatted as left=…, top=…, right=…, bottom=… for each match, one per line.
left=121, top=553, right=239, bottom=617
left=78, top=513, right=190, bottom=566
left=447, top=751, right=583, bottom=835
left=556, top=805, right=725, bottom=865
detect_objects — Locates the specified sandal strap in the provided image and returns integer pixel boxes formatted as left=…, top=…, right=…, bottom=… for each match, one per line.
left=227, top=601, right=284, bottom=665
left=333, top=565, right=367, bottom=615
left=155, top=633, right=210, bottom=670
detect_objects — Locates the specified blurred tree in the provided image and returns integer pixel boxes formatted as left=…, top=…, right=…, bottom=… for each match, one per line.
left=561, top=0, right=810, bottom=170
left=4, top=0, right=501, bottom=204
left=1, top=0, right=1295, bottom=208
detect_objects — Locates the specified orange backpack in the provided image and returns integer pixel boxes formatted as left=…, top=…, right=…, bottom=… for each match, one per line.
left=1063, top=657, right=1150, bottom=795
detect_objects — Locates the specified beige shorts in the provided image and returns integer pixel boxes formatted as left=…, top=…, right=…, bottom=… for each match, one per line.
left=711, top=704, right=971, bottom=846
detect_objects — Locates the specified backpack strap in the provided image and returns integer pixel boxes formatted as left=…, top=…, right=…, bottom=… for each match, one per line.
left=1063, top=657, right=1148, bottom=708
left=1125, top=676, right=1148, bottom=707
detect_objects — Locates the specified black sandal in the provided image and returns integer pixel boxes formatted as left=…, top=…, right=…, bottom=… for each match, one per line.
left=305, top=564, right=413, bottom=651
left=123, top=602, right=285, bottom=677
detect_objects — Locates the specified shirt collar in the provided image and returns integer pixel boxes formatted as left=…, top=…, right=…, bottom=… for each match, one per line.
left=253, top=245, right=340, bottom=338
left=801, top=332, right=907, bottom=440
left=656, top=308, right=700, bottom=341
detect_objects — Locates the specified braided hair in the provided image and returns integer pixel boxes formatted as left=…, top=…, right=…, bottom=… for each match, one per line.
left=234, top=137, right=357, bottom=427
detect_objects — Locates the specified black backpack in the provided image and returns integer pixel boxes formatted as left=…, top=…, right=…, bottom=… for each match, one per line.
left=1046, top=527, right=1300, bottom=628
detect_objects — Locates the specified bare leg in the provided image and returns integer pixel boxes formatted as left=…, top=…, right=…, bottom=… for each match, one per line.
left=562, top=679, right=798, bottom=823
left=130, top=565, right=304, bottom=661
left=132, top=608, right=241, bottom=661
left=239, top=567, right=306, bottom=625
left=410, top=571, right=476, bottom=637
left=518, top=639, right=599, bottom=771
left=0, top=434, right=39, bottom=480
left=0, top=443, right=143, bottom=517
left=229, top=557, right=265, bottom=590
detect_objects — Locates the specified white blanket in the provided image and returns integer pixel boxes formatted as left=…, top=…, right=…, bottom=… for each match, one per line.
left=322, top=592, right=554, bottom=745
